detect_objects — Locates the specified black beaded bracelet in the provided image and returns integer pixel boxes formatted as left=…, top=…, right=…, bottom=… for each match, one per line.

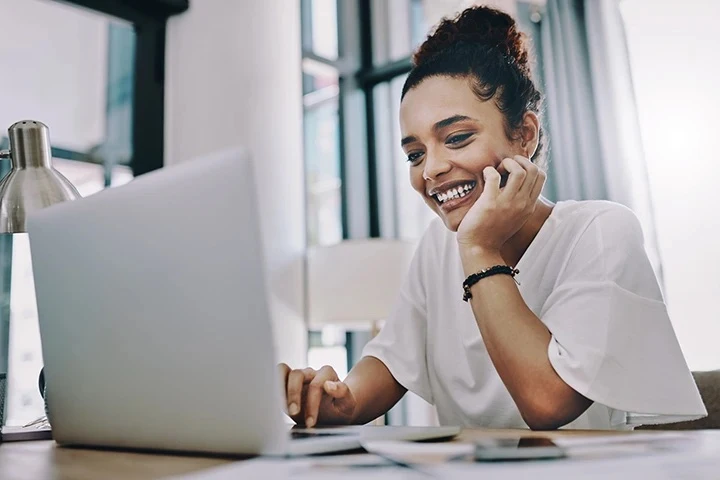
left=462, top=265, right=519, bottom=302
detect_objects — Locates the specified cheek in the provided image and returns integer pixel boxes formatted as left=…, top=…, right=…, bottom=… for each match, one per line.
left=409, top=167, right=425, bottom=195
left=454, top=141, right=504, bottom=171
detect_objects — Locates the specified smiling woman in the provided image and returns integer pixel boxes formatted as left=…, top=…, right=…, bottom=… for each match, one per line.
left=279, top=4, right=707, bottom=432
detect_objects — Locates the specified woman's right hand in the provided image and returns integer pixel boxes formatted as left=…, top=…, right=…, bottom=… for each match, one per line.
left=278, top=363, right=357, bottom=428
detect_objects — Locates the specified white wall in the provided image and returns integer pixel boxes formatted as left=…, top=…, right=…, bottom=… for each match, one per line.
left=0, top=0, right=108, bottom=151
left=164, top=0, right=307, bottom=366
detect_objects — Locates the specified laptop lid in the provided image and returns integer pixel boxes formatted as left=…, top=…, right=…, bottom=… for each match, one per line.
left=27, top=149, right=288, bottom=455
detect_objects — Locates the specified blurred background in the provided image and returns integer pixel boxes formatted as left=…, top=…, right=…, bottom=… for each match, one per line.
left=1, top=0, right=718, bottom=426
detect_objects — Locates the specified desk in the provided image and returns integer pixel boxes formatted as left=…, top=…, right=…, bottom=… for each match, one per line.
left=1, top=429, right=717, bottom=480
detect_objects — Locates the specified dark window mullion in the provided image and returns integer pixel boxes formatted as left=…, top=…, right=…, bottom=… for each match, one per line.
left=357, top=57, right=413, bottom=89
left=358, top=0, right=380, bottom=238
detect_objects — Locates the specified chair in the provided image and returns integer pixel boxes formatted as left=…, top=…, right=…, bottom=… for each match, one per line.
left=637, top=370, right=720, bottom=430
left=306, top=238, right=417, bottom=335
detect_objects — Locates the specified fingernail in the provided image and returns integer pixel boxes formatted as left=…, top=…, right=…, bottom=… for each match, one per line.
left=325, top=381, right=336, bottom=391
left=288, top=403, right=299, bottom=416
left=306, top=416, right=315, bottom=428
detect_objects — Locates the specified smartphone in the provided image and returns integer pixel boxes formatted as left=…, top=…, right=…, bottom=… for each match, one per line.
left=474, top=437, right=566, bottom=462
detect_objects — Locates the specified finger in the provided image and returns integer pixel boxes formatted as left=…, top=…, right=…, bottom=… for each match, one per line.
left=481, top=167, right=502, bottom=198
left=286, top=369, right=314, bottom=417
left=278, top=363, right=291, bottom=385
left=499, top=157, right=527, bottom=195
left=530, top=168, right=546, bottom=201
left=277, top=363, right=291, bottom=413
left=304, top=366, right=338, bottom=428
left=514, top=155, right=539, bottom=197
left=325, top=381, right=356, bottom=416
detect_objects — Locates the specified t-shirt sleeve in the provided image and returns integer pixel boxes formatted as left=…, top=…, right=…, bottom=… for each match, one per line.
left=361, top=230, right=434, bottom=405
left=542, top=205, right=707, bottom=425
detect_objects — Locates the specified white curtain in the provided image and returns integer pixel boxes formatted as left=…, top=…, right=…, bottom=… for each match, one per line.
left=539, top=0, right=663, bottom=280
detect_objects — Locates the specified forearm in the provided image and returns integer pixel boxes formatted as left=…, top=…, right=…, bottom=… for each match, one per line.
left=460, top=247, right=592, bottom=429
left=343, top=356, right=407, bottom=424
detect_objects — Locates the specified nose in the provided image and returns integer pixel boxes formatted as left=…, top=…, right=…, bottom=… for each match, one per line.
left=422, top=149, right=452, bottom=181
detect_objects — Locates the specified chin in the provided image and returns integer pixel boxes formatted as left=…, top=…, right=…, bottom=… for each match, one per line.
left=438, top=208, right=466, bottom=232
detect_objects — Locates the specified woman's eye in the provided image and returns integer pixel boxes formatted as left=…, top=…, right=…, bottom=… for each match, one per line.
left=446, top=133, right=473, bottom=146
left=406, top=152, right=424, bottom=164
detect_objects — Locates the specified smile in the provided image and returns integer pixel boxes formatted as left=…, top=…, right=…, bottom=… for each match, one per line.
left=431, top=181, right=477, bottom=206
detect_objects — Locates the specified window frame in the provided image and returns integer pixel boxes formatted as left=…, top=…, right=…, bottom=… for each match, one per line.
left=54, top=0, right=189, bottom=177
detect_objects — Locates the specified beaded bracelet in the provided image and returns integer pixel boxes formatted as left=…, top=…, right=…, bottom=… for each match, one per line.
left=462, top=265, right=519, bottom=302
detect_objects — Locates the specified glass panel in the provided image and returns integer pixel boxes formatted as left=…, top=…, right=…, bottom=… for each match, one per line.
left=302, top=58, right=339, bottom=96
left=305, top=0, right=339, bottom=60
left=373, top=74, right=435, bottom=241
left=303, top=65, right=342, bottom=246
left=0, top=0, right=135, bottom=181
left=54, top=159, right=134, bottom=197
left=0, top=0, right=135, bottom=429
left=390, top=77, right=436, bottom=240
left=373, top=0, right=519, bottom=65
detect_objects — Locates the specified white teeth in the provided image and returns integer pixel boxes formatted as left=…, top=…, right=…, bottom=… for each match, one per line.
left=434, top=183, right=475, bottom=204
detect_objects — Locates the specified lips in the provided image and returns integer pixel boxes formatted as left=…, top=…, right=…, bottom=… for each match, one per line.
left=436, top=187, right=476, bottom=213
left=429, top=180, right=477, bottom=206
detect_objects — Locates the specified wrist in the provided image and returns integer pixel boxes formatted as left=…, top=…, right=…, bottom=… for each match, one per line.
left=458, top=245, right=505, bottom=277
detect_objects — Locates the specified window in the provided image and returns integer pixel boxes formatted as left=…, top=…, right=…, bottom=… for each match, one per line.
left=304, top=59, right=343, bottom=247
left=0, top=0, right=188, bottom=428
left=301, top=0, right=348, bottom=373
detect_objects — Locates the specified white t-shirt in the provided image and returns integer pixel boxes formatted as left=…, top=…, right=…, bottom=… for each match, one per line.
left=362, top=200, right=707, bottom=429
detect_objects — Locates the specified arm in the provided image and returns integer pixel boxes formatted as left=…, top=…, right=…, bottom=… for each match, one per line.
left=459, top=246, right=591, bottom=430
left=345, top=356, right=407, bottom=424
left=280, top=355, right=406, bottom=427
left=456, top=156, right=591, bottom=430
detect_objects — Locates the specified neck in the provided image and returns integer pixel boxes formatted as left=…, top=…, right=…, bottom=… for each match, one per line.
left=500, top=196, right=555, bottom=267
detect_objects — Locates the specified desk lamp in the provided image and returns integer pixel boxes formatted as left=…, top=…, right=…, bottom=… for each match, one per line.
left=0, top=120, right=80, bottom=438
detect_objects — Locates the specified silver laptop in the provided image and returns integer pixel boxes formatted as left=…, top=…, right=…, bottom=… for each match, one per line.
left=26, top=149, right=459, bottom=456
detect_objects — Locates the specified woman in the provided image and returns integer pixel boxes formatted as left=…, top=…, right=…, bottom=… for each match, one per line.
left=279, top=6, right=706, bottom=430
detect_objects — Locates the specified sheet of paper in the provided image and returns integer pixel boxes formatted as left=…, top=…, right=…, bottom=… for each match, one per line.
left=163, top=455, right=424, bottom=480
left=423, top=450, right=720, bottom=480
left=167, top=433, right=720, bottom=480
left=167, top=448, right=720, bottom=480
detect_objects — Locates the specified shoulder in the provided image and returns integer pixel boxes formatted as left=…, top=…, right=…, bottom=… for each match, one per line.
left=556, top=201, right=654, bottom=284
left=556, top=200, right=644, bottom=247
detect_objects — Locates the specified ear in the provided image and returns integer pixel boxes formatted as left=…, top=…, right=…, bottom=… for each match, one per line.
left=519, top=112, right=540, bottom=159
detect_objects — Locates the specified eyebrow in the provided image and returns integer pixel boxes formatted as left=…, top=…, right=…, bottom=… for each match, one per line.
left=433, top=115, right=474, bottom=131
left=400, top=115, right=476, bottom=147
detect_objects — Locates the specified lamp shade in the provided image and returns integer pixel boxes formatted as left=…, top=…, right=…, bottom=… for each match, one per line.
left=307, top=238, right=417, bottom=329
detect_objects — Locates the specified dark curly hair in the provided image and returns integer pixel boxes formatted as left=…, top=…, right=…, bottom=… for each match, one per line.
left=402, top=6, right=546, bottom=168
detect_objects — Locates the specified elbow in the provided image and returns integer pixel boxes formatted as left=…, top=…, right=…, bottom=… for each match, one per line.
left=519, top=396, right=590, bottom=431
left=524, top=415, right=565, bottom=431
left=516, top=380, right=594, bottom=431
left=522, top=409, right=565, bottom=431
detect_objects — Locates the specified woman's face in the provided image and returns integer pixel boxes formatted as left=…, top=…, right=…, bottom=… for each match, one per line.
left=399, top=76, right=527, bottom=232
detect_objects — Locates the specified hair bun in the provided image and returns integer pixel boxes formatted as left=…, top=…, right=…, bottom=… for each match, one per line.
left=413, top=6, right=530, bottom=74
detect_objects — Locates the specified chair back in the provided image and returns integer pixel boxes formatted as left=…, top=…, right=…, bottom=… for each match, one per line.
left=637, top=370, right=720, bottom=430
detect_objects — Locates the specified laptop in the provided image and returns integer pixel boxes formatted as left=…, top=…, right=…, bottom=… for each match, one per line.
left=26, top=149, right=460, bottom=456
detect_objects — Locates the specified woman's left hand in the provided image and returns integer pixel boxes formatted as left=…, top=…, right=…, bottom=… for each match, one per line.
left=456, top=155, right=546, bottom=252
